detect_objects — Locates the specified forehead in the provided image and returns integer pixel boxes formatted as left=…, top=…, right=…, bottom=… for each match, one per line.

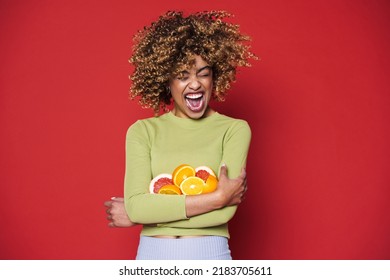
left=175, top=55, right=211, bottom=73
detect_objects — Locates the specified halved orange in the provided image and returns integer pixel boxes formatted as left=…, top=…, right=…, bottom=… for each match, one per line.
left=172, top=164, right=195, bottom=187
left=180, top=176, right=204, bottom=195
left=158, top=184, right=182, bottom=195
left=203, top=175, right=218, bottom=194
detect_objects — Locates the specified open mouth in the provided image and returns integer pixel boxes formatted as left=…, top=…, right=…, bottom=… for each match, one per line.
left=185, top=92, right=204, bottom=112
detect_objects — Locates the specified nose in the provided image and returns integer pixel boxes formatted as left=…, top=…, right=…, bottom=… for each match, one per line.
left=188, top=77, right=201, bottom=90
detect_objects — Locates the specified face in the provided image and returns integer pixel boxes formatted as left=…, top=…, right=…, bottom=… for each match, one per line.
left=169, top=55, right=214, bottom=119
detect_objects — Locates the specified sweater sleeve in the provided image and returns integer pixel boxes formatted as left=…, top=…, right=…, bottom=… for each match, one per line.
left=157, top=120, right=252, bottom=229
left=123, top=121, right=188, bottom=224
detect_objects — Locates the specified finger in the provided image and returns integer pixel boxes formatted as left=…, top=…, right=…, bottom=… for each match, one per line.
left=111, top=197, right=124, bottom=202
left=106, top=215, right=113, bottom=221
left=108, top=222, right=116, bottom=228
left=104, top=200, right=113, bottom=207
left=242, top=176, right=247, bottom=186
left=219, top=163, right=228, bottom=179
left=238, top=167, right=247, bottom=180
left=106, top=208, right=111, bottom=214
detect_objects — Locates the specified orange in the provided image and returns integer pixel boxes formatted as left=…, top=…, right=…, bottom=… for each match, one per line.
left=180, top=176, right=205, bottom=195
left=172, top=164, right=195, bottom=187
left=202, top=175, right=218, bottom=194
left=158, top=184, right=182, bottom=195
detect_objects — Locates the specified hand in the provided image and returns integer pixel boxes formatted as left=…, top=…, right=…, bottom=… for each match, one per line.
left=104, top=197, right=136, bottom=228
left=215, top=164, right=247, bottom=207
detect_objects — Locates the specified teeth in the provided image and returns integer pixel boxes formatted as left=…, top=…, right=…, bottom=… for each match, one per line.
left=185, top=93, right=203, bottom=99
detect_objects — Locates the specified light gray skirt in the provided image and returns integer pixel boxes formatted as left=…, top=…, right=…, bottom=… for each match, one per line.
left=136, top=236, right=232, bottom=260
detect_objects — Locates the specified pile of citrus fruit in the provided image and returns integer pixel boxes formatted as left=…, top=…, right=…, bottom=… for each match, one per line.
left=149, top=164, right=218, bottom=195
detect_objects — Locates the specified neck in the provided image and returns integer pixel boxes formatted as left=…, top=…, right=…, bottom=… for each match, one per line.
left=171, top=106, right=216, bottom=119
left=203, top=106, right=216, bottom=117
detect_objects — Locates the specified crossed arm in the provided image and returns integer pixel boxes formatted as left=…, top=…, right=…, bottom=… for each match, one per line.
left=104, top=164, right=247, bottom=228
left=105, top=119, right=251, bottom=228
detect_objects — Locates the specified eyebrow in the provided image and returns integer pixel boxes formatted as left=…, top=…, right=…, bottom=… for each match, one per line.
left=180, top=66, right=212, bottom=75
left=197, top=66, right=212, bottom=73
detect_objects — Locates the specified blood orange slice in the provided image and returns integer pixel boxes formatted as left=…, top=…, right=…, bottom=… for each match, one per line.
left=195, top=166, right=217, bottom=182
left=149, top=173, right=173, bottom=194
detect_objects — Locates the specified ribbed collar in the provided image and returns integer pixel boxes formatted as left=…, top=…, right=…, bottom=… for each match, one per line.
left=163, top=111, right=221, bottom=129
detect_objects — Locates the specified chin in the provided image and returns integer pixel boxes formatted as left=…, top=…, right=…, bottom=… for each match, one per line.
left=187, top=109, right=206, bottom=119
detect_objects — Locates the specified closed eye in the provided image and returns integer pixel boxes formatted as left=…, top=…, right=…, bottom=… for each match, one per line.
left=177, top=76, right=189, bottom=81
left=197, top=66, right=212, bottom=77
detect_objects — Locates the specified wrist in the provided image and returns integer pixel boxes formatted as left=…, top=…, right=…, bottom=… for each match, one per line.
left=209, top=190, right=226, bottom=209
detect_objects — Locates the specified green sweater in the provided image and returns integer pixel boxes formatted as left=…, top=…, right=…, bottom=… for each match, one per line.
left=124, top=111, right=251, bottom=238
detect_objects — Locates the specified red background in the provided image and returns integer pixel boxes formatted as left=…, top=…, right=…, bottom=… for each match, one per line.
left=1, top=0, right=389, bottom=260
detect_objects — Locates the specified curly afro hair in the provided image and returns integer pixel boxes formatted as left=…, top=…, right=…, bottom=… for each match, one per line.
left=129, top=10, right=257, bottom=114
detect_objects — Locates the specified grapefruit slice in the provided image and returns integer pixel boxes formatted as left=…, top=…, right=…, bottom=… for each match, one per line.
left=149, top=173, right=173, bottom=194
left=195, top=166, right=216, bottom=182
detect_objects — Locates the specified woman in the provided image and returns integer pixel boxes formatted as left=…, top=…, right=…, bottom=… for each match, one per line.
left=105, top=10, right=257, bottom=260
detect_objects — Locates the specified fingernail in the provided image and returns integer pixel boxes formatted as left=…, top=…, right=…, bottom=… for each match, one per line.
left=221, top=163, right=226, bottom=167
left=111, top=196, right=116, bottom=200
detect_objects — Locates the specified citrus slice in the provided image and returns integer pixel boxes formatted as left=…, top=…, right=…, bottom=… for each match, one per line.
left=172, top=164, right=196, bottom=187
left=203, top=175, right=218, bottom=194
left=180, top=176, right=205, bottom=195
left=158, top=184, right=182, bottom=195
left=195, top=166, right=216, bottom=182
left=149, top=173, right=173, bottom=194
